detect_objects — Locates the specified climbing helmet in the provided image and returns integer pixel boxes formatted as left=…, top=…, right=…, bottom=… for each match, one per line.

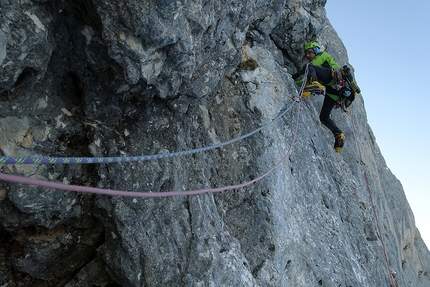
left=304, top=41, right=320, bottom=55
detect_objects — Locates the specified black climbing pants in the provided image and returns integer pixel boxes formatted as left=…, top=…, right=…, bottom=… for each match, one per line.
left=307, top=64, right=333, bottom=84
left=299, top=64, right=343, bottom=135
left=320, top=86, right=342, bottom=135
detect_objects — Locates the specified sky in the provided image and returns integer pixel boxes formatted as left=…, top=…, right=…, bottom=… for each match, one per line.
left=325, top=0, right=430, bottom=248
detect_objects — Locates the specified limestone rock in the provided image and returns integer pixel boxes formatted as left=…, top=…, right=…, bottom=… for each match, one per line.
left=0, top=0, right=429, bottom=287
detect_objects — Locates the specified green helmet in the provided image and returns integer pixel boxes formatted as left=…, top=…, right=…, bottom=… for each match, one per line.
left=304, top=41, right=320, bottom=54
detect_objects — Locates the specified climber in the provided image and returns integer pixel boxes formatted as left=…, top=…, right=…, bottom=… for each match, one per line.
left=292, top=41, right=355, bottom=152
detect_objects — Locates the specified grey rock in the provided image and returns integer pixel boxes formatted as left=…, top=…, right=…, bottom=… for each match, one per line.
left=0, top=0, right=53, bottom=94
left=92, top=0, right=285, bottom=99
left=0, top=0, right=429, bottom=287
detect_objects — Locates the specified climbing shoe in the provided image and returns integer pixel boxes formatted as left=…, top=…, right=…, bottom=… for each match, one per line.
left=303, top=81, right=325, bottom=98
left=302, top=91, right=311, bottom=98
left=306, top=81, right=325, bottom=91
left=334, top=133, right=345, bottom=152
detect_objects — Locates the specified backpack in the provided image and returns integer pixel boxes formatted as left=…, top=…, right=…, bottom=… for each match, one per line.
left=331, top=65, right=361, bottom=95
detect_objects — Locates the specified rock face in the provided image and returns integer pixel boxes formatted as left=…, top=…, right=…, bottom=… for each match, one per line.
left=0, top=0, right=429, bottom=286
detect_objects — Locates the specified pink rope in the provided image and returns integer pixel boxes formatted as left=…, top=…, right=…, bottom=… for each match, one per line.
left=349, top=111, right=396, bottom=287
left=0, top=99, right=303, bottom=198
left=0, top=68, right=310, bottom=198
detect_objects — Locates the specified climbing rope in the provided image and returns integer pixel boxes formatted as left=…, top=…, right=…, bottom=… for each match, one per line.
left=0, top=65, right=397, bottom=284
left=0, top=100, right=297, bottom=165
left=349, top=110, right=396, bottom=287
left=0, top=101, right=301, bottom=197
left=0, top=67, right=309, bottom=197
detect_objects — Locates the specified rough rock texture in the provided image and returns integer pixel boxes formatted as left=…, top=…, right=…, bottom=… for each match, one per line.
left=0, top=0, right=429, bottom=286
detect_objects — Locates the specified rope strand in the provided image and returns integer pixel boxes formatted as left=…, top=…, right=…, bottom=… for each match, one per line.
left=0, top=98, right=297, bottom=165
left=0, top=67, right=397, bottom=285
left=350, top=110, right=396, bottom=287
left=0, top=94, right=304, bottom=198
left=0, top=67, right=309, bottom=197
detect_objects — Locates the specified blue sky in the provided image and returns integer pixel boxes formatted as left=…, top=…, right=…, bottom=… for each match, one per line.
left=326, top=0, right=430, bottom=248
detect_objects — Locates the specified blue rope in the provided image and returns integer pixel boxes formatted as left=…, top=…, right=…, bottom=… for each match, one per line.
left=0, top=98, right=298, bottom=165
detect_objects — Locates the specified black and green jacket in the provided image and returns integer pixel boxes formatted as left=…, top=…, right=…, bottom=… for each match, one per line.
left=296, top=51, right=341, bottom=100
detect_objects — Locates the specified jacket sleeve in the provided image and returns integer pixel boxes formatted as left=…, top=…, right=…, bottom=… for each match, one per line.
left=312, top=52, right=341, bottom=69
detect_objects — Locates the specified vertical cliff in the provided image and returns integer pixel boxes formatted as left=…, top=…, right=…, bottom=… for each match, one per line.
left=0, top=0, right=429, bottom=286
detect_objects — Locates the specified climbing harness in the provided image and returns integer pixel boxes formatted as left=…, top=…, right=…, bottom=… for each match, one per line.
left=350, top=110, right=396, bottom=287
left=331, top=68, right=345, bottom=91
